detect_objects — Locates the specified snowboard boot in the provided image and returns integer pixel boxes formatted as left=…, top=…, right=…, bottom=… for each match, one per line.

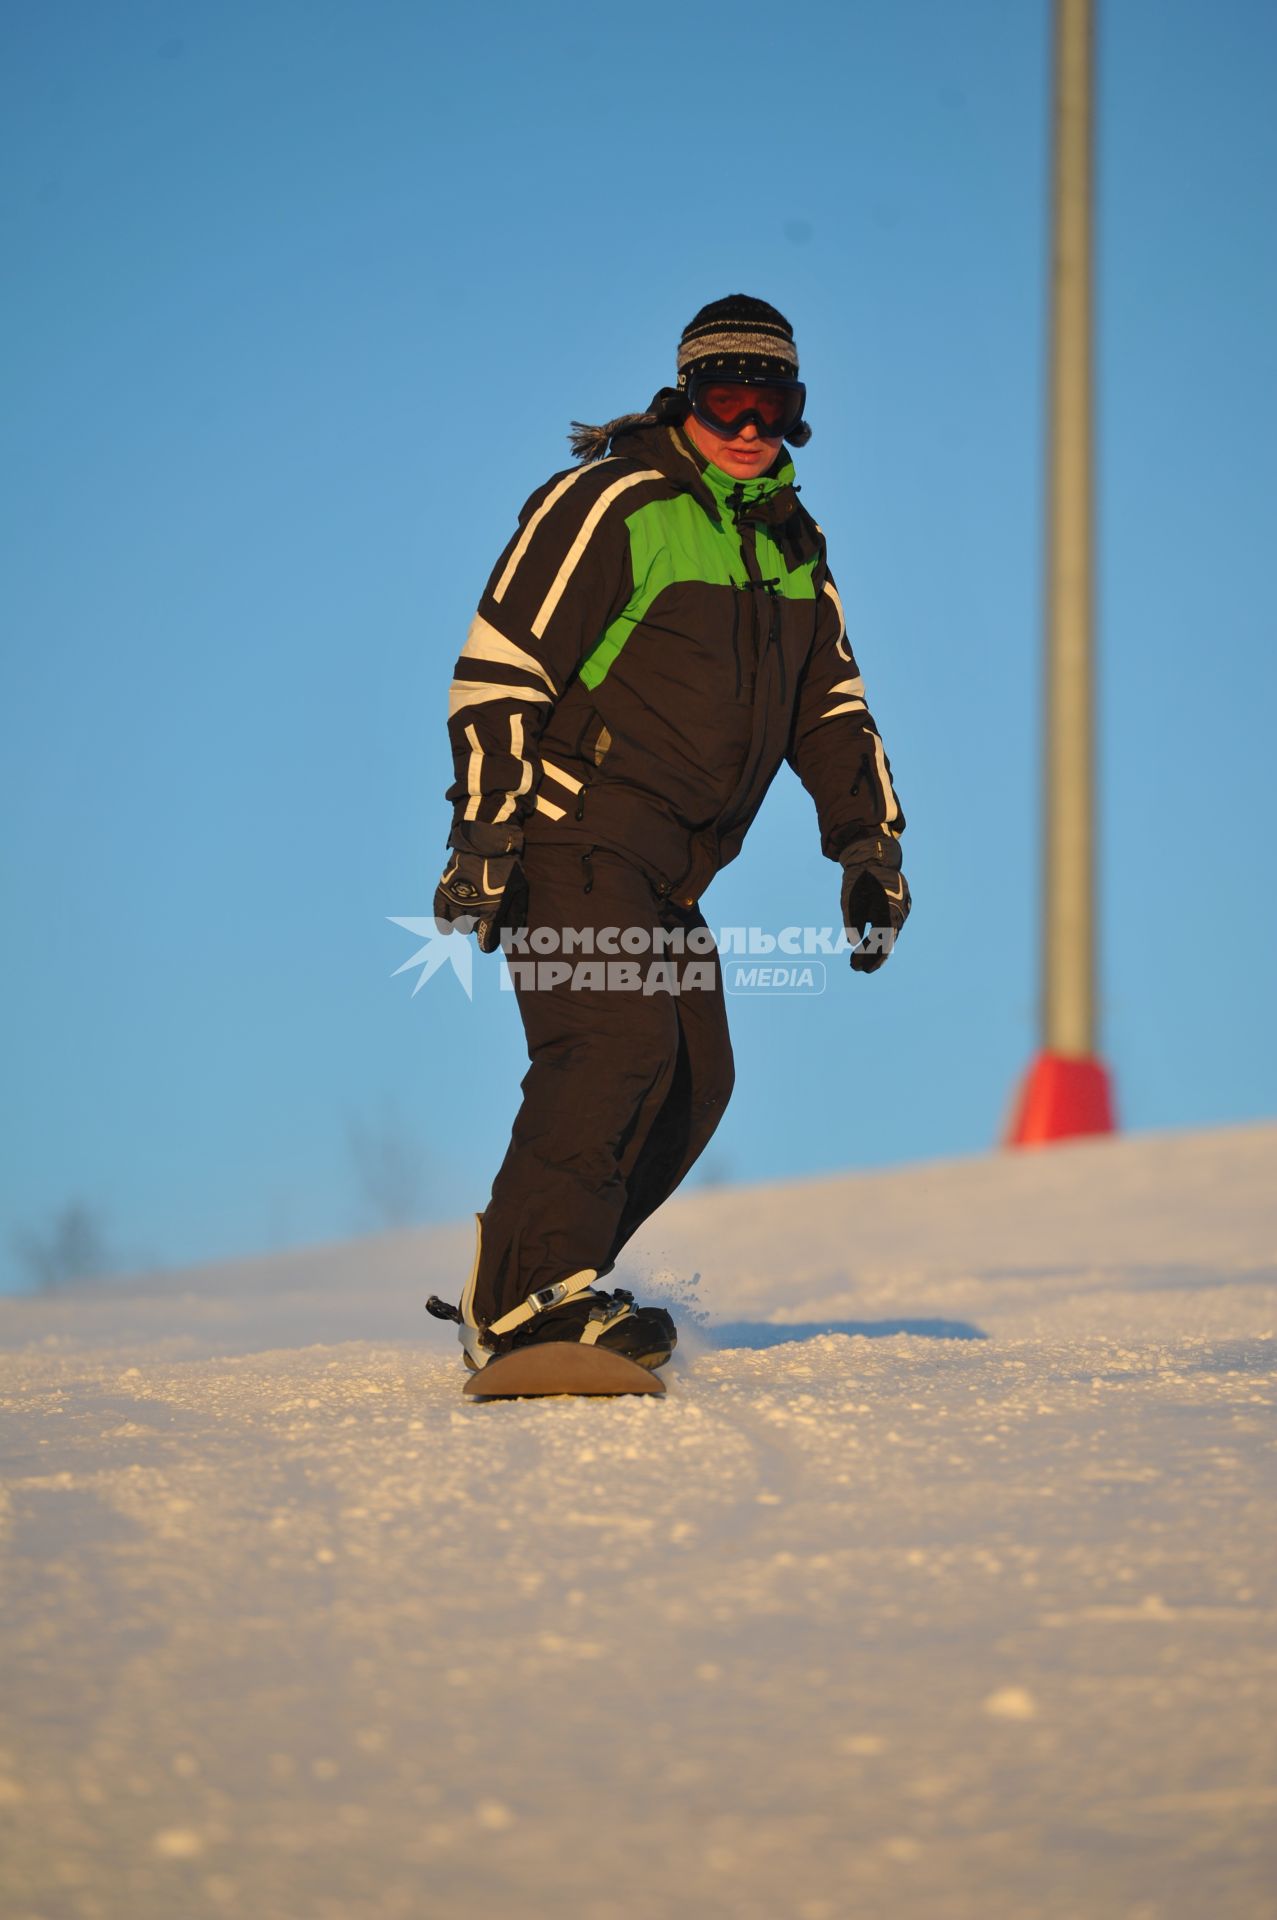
left=426, top=1218, right=677, bottom=1374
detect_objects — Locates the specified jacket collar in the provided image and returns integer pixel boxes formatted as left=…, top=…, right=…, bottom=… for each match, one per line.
left=609, top=391, right=796, bottom=526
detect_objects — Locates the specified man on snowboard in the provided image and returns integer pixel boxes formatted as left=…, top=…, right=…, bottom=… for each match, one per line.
left=430, top=294, right=909, bottom=1375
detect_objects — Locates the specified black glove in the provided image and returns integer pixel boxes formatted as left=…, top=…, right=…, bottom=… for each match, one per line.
left=434, top=851, right=526, bottom=955
left=842, top=864, right=911, bottom=975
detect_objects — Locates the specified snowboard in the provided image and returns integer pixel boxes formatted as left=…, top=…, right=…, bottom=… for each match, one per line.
left=463, top=1342, right=666, bottom=1400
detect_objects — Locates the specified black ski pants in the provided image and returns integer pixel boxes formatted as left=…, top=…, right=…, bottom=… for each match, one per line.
left=473, top=845, right=734, bottom=1325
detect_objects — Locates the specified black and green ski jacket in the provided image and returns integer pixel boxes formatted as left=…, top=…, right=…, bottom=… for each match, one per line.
left=445, top=396, right=904, bottom=908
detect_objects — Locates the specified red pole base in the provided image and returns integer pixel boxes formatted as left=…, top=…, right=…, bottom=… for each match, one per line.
left=1005, top=1050, right=1117, bottom=1147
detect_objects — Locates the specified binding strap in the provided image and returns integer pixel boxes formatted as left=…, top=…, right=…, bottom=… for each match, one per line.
left=579, top=1299, right=636, bottom=1345
left=487, top=1269, right=599, bottom=1338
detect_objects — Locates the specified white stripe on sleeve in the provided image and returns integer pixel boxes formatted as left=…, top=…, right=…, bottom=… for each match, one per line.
left=823, top=578, right=851, bottom=662
left=530, top=470, right=663, bottom=640
left=492, top=464, right=611, bottom=604
left=460, top=612, right=558, bottom=694
left=462, top=723, right=483, bottom=822
left=448, top=680, right=553, bottom=720
left=819, top=675, right=867, bottom=720
left=871, top=731, right=902, bottom=829
left=494, top=713, right=533, bottom=824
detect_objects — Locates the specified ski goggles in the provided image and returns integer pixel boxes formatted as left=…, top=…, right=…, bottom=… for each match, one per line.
left=688, top=375, right=806, bottom=440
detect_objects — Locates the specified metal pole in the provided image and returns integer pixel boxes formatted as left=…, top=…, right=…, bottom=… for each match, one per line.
left=1006, top=0, right=1114, bottom=1143
left=1043, top=0, right=1096, bottom=1057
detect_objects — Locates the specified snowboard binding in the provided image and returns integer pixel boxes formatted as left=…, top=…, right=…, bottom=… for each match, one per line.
left=426, top=1220, right=677, bottom=1376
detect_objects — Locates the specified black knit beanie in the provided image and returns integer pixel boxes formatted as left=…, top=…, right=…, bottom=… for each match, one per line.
left=676, top=293, right=800, bottom=388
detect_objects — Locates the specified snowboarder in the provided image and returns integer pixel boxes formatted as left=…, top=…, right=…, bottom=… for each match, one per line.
left=429, top=295, right=909, bottom=1377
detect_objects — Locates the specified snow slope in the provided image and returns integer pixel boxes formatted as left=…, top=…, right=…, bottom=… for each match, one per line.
left=1, top=1123, right=1274, bottom=1920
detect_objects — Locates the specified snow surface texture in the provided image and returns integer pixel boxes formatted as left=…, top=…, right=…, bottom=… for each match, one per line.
left=2, top=1123, right=1274, bottom=1920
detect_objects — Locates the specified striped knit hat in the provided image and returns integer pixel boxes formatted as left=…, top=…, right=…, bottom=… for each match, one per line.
left=676, top=294, right=800, bottom=389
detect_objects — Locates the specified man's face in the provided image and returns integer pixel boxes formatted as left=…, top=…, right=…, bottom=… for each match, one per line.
left=683, top=407, right=785, bottom=480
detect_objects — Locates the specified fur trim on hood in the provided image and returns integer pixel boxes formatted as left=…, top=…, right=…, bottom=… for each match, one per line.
left=569, top=387, right=811, bottom=463
left=568, top=388, right=687, bottom=462
left=568, top=411, right=659, bottom=462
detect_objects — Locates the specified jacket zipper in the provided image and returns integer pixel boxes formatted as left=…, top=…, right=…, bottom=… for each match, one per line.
left=728, top=483, right=788, bottom=709
left=765, top=581, right=786, bottom=706
left=658, top=474, right=797, bottom=901
left=724, top=497, right=791, bottom=817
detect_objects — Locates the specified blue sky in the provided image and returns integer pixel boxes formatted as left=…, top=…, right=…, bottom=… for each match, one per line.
left=2, top=0, right=1274, bottom=1291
